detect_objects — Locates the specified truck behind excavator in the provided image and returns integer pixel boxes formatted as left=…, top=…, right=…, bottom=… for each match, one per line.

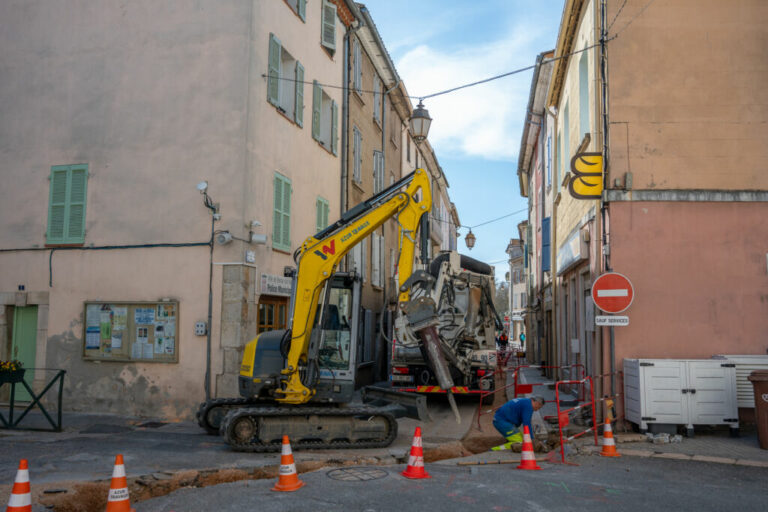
left=197, top=169, right=502, bottom=451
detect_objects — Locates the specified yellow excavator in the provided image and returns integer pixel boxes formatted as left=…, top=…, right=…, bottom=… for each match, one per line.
left=198, top=169, right=455, bottom=452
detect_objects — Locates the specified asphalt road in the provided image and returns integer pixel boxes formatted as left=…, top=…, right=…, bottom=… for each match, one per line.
left=131, top=455, right=768, bottom=512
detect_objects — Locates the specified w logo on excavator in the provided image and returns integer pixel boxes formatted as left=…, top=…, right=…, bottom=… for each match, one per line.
left=313, top=240, right=336, bottom=260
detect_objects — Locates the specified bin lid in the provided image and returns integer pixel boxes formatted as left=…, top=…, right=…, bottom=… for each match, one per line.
left=747, top=369, right=768, bottom=382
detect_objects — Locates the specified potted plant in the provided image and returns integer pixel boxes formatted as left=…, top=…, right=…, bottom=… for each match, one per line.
left=0, top=359, right=25, bottom=384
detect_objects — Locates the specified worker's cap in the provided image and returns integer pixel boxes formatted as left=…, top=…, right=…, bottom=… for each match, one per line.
left=531, top=395, right=545, bottom=405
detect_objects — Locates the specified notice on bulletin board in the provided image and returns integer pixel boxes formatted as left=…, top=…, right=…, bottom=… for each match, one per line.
left=83, top=302, right=179, bottom=363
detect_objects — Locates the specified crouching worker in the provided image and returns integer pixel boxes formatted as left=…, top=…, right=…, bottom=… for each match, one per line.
left=491, top=396, right=545, bottom=451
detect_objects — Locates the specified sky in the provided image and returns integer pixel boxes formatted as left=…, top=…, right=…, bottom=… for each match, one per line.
left=362, top=0, right=565, bottom=276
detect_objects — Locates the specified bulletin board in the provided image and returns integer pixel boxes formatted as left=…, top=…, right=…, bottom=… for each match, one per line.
left=82, top=301, right=179, bottom=363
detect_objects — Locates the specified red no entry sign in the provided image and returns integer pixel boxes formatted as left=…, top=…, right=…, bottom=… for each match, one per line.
left=592, top=272, right=634, bottom=314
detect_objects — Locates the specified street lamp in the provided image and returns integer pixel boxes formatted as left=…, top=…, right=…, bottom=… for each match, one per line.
left=465, top=229, right=476, bottom=250
left=410, top=100, right=432, bottom=142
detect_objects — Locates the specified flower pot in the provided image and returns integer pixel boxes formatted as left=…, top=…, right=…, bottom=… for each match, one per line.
left=0, top=369, right=25, bottom=384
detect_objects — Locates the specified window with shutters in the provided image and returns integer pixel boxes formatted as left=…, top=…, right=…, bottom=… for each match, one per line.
left=353, top=39, right=362, bottom=95
left=371, top=233, right=384, bottom=288
left=579, top=52, right=590, bottom=138
left=541, top=217, right=551, bottom=272
left=390, top=107, right=399, bottom=147
left=353, top=126, right=362, bottom=183
left=373, top=151, right=384, bottom=194
left=285, top=0, right=306, bottom=21
left=267, top=34, right=304, bottom=127
left=546, top=134, right=552, bottom=188
left=315, top=197, right=330, bottom=233
left=312, top=81, right=338, bottom=154
left=320, top=0, right=337, bottom=54
left=272, top=173, right=292, bottom=252
left=47, top=164, right=88, bottom=245
left=349, top=238, right=366, bottom=283
left=373, top=77, right=382, bottom=125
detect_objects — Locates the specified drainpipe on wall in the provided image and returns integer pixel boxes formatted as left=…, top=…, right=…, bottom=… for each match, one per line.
left=599, top=0, right=616, bottom=397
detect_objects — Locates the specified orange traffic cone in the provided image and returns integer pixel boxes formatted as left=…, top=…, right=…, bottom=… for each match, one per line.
left=272, top=436, right=305, bottom=492
left=106, top=455, right=135, bottom=512
left=517, top=426, right=542, bottom=470
left=599, top=420, right=621, bottom=457
left=401, top=427, right=431, bottom=479
left=6, top=459, right=32, bottom=512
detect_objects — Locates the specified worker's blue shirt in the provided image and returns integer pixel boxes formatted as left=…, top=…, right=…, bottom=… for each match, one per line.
left=494, top=398, right=534, bottom=434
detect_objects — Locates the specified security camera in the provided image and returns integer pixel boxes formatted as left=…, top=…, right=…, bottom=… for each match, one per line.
left=215, top=231, right=233, bottom=245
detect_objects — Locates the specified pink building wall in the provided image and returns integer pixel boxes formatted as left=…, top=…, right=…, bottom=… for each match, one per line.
left=608, top=201, right=768, bottom=366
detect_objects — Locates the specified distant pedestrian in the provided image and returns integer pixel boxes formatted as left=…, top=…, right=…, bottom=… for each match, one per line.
left=497, top=331, right=508, bottom=351
left=491, top=396, right=545, bottom=451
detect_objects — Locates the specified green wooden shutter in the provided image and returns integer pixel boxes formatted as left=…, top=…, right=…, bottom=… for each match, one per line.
left=67, top=166, right=88, bottom=241
left=273, top=174, right=283, bottom=248
left=268, top=33, right=281, bottom=106
left=312, top=80, right=321, bottom=141
left=47, top=166, right=69, bottom=242
left=281, top=176, right=291, bottom=250
left=47, top=164, right=88, bottom=244
left=321, top=0, right=336, bottom=51
left=295, top=61, right=304, bottom=127
left=298, top=0, right=306, bottom=21
left=316, top=197, right=329, bottom=233
left=331, top=100, right=338, bottom=155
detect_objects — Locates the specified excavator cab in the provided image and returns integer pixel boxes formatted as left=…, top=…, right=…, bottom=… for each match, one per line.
left=237, top=272, right=362, bottom=404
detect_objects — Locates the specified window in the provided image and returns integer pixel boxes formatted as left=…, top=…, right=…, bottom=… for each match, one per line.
left=546, top=134, right=552, bottom=187
left=273, top=173, right=291, bottom=252
left=321, top=0, right=336, bottom=53
left=390, top=108, right=399, bottom=146
left=406, top=136, right=411, bottom=163
left=579, top=52, right=590, bottom=138
left=373, top=151, right=384, bottom=193
left=353, top=126, right=362, bottom=183
left=371, top=233, right=383, bottom=287
left=373, top=77, right=382, bottom=125
left=563, top=102, right=570, bottom=180
left=415, top=150, right=419, bottom=169
left=353, top=39, right=362, bottom=94
left=267, top=34, right=304, bottom=126
left=541, top=217, right=551, bottom=272
left=316, top=197, right=330, bottom=233
left=312, top=81, right=338, bottom=154
left=349, top=238, right=367, bottom=282
left=286, top=0, right=306, bottom=21
left=47, top=164, right=88, bottom=245
left=258, top=296, right=288, bottom=334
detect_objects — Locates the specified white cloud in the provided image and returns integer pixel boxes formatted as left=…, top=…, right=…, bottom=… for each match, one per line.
left=396, top=24, right=548, bottom=161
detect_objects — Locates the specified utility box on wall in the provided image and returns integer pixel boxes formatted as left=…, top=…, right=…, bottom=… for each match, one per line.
left=624, top=359, right=739, bottom=436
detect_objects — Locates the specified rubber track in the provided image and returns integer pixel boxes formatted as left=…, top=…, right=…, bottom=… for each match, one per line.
left=220, top=406, right=398, bottom=453
left=196, top=398, right=258, bottom=435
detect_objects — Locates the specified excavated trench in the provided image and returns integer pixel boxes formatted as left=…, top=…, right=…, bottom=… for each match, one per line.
left=26, top=371, right=562, bottom=511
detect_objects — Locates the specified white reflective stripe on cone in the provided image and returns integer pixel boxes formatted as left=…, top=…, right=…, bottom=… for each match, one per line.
left=108, top=488, right=129, bottom=501
left=282, top=444, right=293, bottom=456
left=14, top=469, right=29, bottom=483
left=8, top=493, right=32, bottom=507
left=112, top=465, right=126, bottom=478
left=279, top=464, right=297, bottom=475
left=603, top=437, right=615, bottom=446
left=523, top=433, right=532, bottom=443
left=407, top=456, right=424, bottom=467
left=412, top=437, right=422, bottom=448
left=521, top=451, right=535, bottom=461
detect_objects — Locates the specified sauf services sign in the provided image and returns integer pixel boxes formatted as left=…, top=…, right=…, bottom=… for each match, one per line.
left=592, top=272, right=634, bottom=326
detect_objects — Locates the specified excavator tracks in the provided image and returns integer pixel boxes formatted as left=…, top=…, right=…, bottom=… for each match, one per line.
left=196, top=398, right=259, bottom=435
left=219, top=406, right=398, bottom=452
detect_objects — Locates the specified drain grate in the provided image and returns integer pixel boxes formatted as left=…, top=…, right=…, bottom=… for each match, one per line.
left=326, top=467, right=388, bottom=482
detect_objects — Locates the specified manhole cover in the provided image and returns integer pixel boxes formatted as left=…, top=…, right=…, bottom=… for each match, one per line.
left=326, top=467, right=388, bottom=482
